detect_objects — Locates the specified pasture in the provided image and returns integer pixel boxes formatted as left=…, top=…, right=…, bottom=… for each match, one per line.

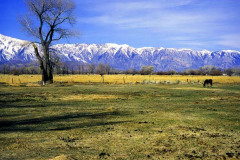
left=0, top=75, right=240, bottom=159
left=1, top=74, right=240, bottom=85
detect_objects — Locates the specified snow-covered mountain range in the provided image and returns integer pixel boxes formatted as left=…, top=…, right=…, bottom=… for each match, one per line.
left=0, top=34, right=240, bottom=71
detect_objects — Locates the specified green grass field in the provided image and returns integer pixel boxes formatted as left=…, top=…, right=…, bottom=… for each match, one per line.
left=0, top=83, right=240, bottom=159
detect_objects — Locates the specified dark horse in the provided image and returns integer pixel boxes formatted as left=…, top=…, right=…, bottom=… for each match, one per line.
left=203, top=79, right=213, bottom=87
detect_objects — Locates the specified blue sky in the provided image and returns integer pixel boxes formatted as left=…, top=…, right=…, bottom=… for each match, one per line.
left=0, top=0, right=240, bottom=51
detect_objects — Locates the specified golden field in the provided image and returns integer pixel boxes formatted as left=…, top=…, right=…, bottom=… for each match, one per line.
left=1, top=82, right=240, bottom=159
left=0, top=74, right=240, bottom=85
left=1, top=75, right=240, bottom=159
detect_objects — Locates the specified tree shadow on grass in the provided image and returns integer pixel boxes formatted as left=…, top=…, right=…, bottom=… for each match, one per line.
left=0, top=111, right=130, bottom=132
left=0, top=89, right=132, bottom=133
left=1, top=101, right=73, bottom=108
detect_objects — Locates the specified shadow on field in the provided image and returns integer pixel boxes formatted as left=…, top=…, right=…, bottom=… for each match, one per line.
left=1, top=102, right=73, bottom=108
left=0, top=111, right=129, bottom=132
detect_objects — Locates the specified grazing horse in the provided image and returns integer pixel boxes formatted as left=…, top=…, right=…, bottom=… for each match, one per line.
left=203, top=79, right=213, bottom=87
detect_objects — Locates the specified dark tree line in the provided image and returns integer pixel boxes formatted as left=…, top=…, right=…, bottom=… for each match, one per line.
left=179, top=66, right=240, bottom=76
left=0, top=63, right=117, bottom=75
left=54, top=63, right=117, bottom=75
left=0, top=64, right=40, bottom=75
left=124, top=65, right=240, bottom=76
left=1, top=64, right=240, bottom=76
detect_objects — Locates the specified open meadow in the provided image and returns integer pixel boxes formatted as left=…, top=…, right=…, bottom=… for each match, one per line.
left=0, top=75, right=240, bottom=159
left=1, top=74, right=240, bottom=85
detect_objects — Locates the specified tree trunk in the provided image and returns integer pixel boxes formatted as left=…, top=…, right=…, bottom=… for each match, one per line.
left=46, top=66, right=53, bottom=84
left=43, top=45, right=53, bottom=84
left=33, top=43, right=53, bottom=85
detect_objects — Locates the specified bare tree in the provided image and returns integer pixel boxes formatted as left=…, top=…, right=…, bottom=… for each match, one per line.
left=19, top=0, right=76, bottom=84
left=140, top=66, right=154, bottom=75
left=96, top=63, right=107, bottom=76
left=87, top=64, right=95, bottom=74
left=105, top=64, right=111, bottom=74
left=81, top=64, right=85, bottom=74
left=78, top=64, right=81, bottom=74
left=2, top=65, right=7, bottom=74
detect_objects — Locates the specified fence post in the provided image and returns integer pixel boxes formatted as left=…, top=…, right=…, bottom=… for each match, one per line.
left=101, top=75, right=104, bottom=83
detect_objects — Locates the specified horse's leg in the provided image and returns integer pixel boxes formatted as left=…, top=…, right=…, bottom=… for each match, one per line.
left=203, top=81, right=206, bottom=87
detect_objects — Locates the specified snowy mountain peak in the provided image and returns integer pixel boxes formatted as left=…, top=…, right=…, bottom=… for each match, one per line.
left=0, top=34, right=27, bottom=44
left=201, top=49, right=212, bottom=53
left=103, top=43, right=120, bottom=48
left=0, top=34, right=240, bottom=71
left=221, top=50, right=240, bottom=53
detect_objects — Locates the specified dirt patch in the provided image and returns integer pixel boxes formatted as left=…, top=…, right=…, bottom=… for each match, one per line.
left=49, top=155, right=76, bottom=160
left=26, top=83, right=42, bottom=87
left=202, top=96, right=240, bottom=101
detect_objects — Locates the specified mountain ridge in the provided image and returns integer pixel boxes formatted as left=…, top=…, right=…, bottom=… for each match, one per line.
left=0, top=34, right=240, bottom=71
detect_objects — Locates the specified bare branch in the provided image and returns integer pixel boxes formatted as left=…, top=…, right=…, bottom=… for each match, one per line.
left=52, top=29, right=79, bottom=41
left=19, top=15, right=40, bottom=39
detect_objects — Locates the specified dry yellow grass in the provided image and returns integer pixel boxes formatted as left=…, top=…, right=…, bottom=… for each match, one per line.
left=0, top=74, right=240, bottom=85
left=49, top=155, right=75, bottom=160
left=60, top=94, right=121, bottom=101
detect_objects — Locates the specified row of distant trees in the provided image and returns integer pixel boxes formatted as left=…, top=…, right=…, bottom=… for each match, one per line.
left=125, top=65, right=240, bottom=76
left=0, top=63, right=116, bottom=75
left=0, top=63, right=240, bottom=76
left=180, top=66, right=240, bottom=76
